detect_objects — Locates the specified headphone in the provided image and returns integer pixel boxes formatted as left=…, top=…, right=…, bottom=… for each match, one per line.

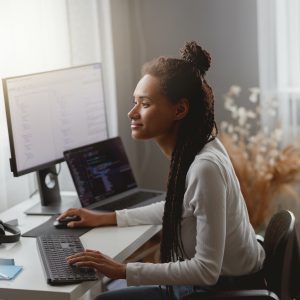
left=0, top=220, right=21, bottom=244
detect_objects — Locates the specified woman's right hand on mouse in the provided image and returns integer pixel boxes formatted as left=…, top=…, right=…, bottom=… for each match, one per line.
left=57, top=208, right=117, bottom=228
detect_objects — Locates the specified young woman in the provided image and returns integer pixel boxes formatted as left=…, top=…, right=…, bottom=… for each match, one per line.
left=58, top=41, right=265, bottom=300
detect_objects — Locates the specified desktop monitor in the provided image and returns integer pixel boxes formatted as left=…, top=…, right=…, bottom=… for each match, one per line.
left=2, top=63, right=108, bottom=215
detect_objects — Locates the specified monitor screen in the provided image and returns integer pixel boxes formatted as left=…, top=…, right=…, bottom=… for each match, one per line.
left=3, top=63, right=108, bottom=176
left=2, top=63, right=108, bottom=215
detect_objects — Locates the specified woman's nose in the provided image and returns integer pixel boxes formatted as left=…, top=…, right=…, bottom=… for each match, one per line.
left=128, top=106, right=139, bottom=120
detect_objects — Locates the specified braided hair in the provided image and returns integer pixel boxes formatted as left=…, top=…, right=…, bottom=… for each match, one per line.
left=142, top=41, right=217, bottom=296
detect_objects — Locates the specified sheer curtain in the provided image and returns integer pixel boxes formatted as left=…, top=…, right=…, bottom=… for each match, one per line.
left=257, top=0, right=300, bottom=143
left=0, top=0, right=117, bottom=211
left=257, top=0, right=300, bottom=216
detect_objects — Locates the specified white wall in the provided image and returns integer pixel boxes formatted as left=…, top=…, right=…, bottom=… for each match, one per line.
left=109, top=0, right=259, bottom=190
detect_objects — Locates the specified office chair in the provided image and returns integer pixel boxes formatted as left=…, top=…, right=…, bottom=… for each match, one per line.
left=181, top=210, right=297, bottom=300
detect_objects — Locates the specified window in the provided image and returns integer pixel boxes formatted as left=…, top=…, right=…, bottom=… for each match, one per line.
left=257, top=0, right=300, bottom=142
left=0, top=0, right=116, bottom=211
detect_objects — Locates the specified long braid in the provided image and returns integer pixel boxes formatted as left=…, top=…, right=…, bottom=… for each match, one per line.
left=161, top=140, right=190, bottom=262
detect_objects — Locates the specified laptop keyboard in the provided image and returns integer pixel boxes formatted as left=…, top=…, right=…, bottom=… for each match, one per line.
left=97, top=191, right=162, bottom=211
left=37, top=235, right=98, bottom=285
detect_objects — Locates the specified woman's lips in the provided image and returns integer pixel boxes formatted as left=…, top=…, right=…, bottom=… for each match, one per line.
left=131, top=123, right=143, bottom=129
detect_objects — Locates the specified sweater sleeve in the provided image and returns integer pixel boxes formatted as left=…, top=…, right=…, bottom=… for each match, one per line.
left=116, top=201, right=165, bottom=227
left=126, top=159, right=227, bottom=286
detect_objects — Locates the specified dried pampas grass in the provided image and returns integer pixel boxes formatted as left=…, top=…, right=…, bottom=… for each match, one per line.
left=221, top=132, right=300, bottom=229
left=220, top=85, right=300, bottom=229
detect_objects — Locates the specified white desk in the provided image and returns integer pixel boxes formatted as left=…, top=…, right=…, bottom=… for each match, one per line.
left=0, top=194, right=161, bottom=300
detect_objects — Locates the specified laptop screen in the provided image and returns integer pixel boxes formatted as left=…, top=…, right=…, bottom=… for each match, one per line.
left=64, top=137, right=137, bottom=207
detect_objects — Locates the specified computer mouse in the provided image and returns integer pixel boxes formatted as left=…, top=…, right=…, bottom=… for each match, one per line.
left=53, top=216, right=81, bottom=229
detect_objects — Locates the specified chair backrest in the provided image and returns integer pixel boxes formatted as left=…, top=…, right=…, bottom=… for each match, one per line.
left=263, top=210, right=295, bottom=300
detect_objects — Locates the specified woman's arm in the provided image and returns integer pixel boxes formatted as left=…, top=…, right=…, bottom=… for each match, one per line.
left=116, top=201, right=165, bottom=227
left=57, top=208, right=117, bottom=227
left=59, top=201, right=165, bottom=228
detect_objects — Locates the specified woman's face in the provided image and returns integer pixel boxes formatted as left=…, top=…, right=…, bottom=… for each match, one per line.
left=128, top=74, right=181, bottom=141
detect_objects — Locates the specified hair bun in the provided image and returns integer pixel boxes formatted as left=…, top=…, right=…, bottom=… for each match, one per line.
left=180, top=41, right=211, bottom=76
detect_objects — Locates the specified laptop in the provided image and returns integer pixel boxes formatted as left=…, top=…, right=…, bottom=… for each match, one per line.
left=63, top=136, right=165, bottom=211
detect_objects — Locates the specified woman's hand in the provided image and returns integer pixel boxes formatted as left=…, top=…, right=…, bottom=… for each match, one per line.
left=67, top=250, right=126, bottom=280
left=57, top=208, right=117, bottom=228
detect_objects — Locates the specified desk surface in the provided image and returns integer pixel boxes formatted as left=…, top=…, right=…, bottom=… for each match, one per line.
left=0, top=193, right=161, bottom=300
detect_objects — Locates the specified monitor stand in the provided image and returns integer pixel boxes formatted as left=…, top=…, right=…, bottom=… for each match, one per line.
left=25, top=166, right=80, bottom=215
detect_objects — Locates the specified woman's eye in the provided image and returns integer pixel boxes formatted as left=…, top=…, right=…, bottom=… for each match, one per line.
left=142, top=103, right=150, bottom=108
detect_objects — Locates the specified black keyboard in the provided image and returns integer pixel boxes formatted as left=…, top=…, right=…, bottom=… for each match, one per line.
left=37, top=235, right=98, bottom=285
left=97, top=191, right=162, bottom=211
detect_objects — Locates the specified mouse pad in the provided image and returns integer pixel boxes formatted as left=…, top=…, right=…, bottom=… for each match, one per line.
left=22, top=215, right=91, bottom=237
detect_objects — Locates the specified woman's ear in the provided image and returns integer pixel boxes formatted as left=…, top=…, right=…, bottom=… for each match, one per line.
left=174, top=98, right=189, bottom=120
